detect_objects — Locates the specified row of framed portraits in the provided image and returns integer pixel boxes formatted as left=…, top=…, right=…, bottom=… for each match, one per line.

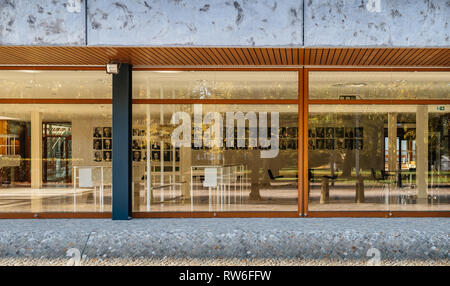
left=309, top=138, right=364, bottom=150
left=93, top=150, right=112, bottom=162
left=309, top=127, right=363, bottom=139
left=133, top=150, right=180, bottom=162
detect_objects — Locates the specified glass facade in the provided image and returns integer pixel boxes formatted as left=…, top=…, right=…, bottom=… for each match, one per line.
left=0, top=68, right=448, bottom=216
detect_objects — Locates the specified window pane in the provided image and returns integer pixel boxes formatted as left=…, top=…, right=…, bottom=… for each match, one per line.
left=308, top=104, right=450, bottom=212
left=0, top=70, right=111, bottom=99
left=0, top=104, right=112, bottom=213
left=309, top=71, right=450, bottom=100
left=132, top=104, right=298, bottom=212
left=133, top=71, right=298, bottom=99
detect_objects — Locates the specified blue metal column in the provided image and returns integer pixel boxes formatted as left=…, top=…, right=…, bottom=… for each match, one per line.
left=112, top=63, right=132, bottom=220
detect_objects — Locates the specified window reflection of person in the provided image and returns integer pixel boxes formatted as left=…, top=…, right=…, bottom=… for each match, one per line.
left=94, top=139, right=102, bottom=150
left=104, top=151, right=112, bottom=162
left=103, top=139, right=112, bottom=150
left=94, top=127, right=102, bottom=138
left=133, top=151, right=141, bottom=162
left=103, top=127, right=112, bottom=138
left=94, top=151, right=102, bottom=162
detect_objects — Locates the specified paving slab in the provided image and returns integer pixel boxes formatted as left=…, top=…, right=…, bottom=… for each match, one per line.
left=0, top=218, right=448, bottom=262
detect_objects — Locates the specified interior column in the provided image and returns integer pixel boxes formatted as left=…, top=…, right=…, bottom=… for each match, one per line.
left=31, top=111, right=42, bottom=189
left=416, top=105, right=428, bottom=201
left=31, top=111, right=42, bottom=213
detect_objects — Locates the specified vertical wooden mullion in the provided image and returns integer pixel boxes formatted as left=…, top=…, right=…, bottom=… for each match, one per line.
left=298, top=68, right=303, bottom=216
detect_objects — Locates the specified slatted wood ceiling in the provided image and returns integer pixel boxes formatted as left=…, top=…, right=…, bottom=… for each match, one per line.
left=0, top=47, right=448, bottom=66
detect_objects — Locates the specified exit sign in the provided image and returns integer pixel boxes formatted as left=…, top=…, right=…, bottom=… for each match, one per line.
left=437, top=106, right=445, bottom=111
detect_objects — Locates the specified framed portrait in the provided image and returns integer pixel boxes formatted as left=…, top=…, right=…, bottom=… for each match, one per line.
left=308, top=128, right=316, bottom=138
left=132, top=151, right=141, bottom=162
left=355, top=127, right=364, bottom=138
left=139, top=129, right=146, bottom=136
left=151, top=151, right=160, bottom=161
left=345, top=127, right=354, bottom=138
left=103, top=127, right=112, bottom=138
left=132, top=129, right=140, bottom=136
left=93, top=139, right=102, bottom=150
left=93, top=127, right=102, bottom=138
left=163, top=151, right=171, bottom=161
left=316, top=127, right=325, bottom=138
left=132, top=139, right=141, bottom=150
left=103, top=139, right=112, bottom=150
left=93, top=151, right=102, bottom=162
left=325, top=127, right=334, bottom=138
left=316, top=139, right=325, bottom=149
left=335, top=127, right=344, bottom=138
left=103, top=151, right=112, bottom=162
left=336, top=138, right=345, bottom=149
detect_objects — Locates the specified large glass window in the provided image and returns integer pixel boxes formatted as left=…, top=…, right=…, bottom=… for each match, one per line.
left=309, top=71, right=449, bottom=100
left=308, top=104, right=449, bottom=212
left=0, top=71, right=112, bottom=213
left=132, top=104, right=298, bottom=212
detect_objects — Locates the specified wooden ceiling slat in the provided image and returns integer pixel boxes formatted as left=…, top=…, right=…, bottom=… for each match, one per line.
left=179, top=48, right=202, bottom=65
left=310, top=48, right=317, bottom=65
left=278, top=48, right=287, bottom=65
left=331, top=48, right=342, bottom=65
left=385, top=48, right=406, bottom=66
left=433, top=49, right=450, bottom=66
left=152, top=48, right=182, bottom=65
left=0, top=46, right=447, bottom=67
left=416, top=49, right=440, bottom=66
left=225, top=48, right=243, bottom=65
left=247, top=48, right=260, bottom=65
left=325, top=48, right=335, bottom=65
left=304, top=48, right=310, bottom=65
left=390, top=48, right=415, bottom=65
left=297, top=48, right=304, bottom=66
left=355, top=48, right=371, bottom=66
left=409, top=49, right=432, bottom=66
left=271, top=48, right=281, bottom=65
left=342, top=48, right=356, bottom=65
left=424, top=49, right=445, bottom=66
left=132, top=48, right=159, bottom=65
left=206, top=48, right=225, bottom=65
left=373, top=49, right=391, bottom=66
left=366, top=48, right=383, bottom=65
left=397, top=49, right=421, bottom=66
left=315, top=49, right=323, bottom=65
left=199, top=48, right=218, bottom=65
left=348, top=48, right=361, bottom=65
left=215, top=48, right=234, bottom=65
left=352, top=48, right=366, bottom=65
left=254, top=48, right=266, bottom=65
left=428, top=49, right=449, bottom=66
